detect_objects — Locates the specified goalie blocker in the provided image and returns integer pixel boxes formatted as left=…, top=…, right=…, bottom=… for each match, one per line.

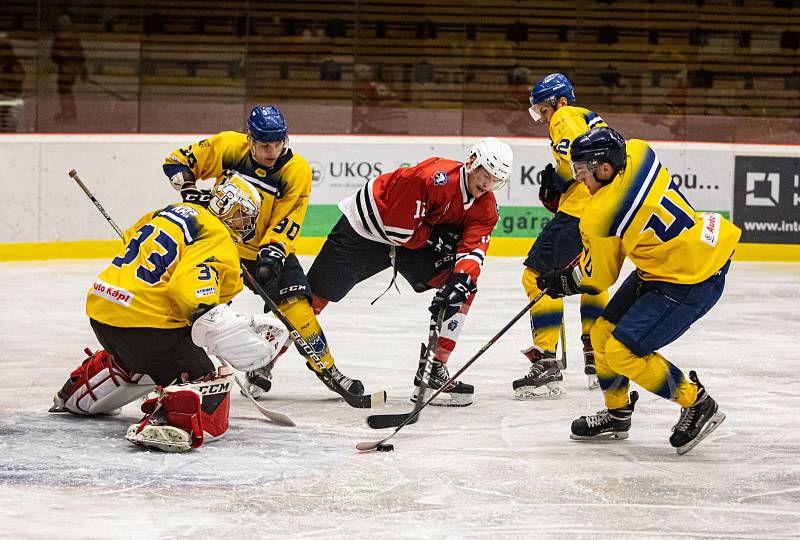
left=49, top=304, right=287, bottom=452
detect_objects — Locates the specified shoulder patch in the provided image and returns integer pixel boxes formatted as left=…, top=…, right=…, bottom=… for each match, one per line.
left=432, top=171, right=449, bottom=185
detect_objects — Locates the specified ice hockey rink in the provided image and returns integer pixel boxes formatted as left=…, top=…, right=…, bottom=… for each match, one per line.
left=1, top=256, right=798, bottom=539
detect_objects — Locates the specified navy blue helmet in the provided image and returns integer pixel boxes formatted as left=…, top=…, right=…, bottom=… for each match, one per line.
left=247, top=105, right=288, bottom=142
left=530, top=73, right=576, bottom=107
left=570, top=127, right=627, bottom=175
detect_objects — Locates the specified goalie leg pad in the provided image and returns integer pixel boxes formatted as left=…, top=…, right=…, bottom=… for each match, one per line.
left=50, top=348, right=155, bottom=415
left=126, top=366, right=234, bottom=452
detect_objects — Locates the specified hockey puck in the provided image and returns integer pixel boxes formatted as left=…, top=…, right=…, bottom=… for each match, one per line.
left=375, top=444, right=394, bottom=452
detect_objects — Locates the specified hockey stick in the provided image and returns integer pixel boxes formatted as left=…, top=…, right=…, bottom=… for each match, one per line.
left=217, top=358, right=295, bottom=426
left=559, top=317, right=567, bottom=370
left=241, top=266, right=387, bottom=409
left=69, top=169, right=123, bottom=238
left=366, top=308, right=444, bottom=429
left=357, top=290, right=547, bottom=449
left=67, top=169, right=295, bottom=427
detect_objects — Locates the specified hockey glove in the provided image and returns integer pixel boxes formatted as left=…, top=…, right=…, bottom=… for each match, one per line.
left=429, top=272, right=476, bottom=320
left=181, top=188, right=212, bottom=207
left=165, top=165, right=195, bottom=191
left=427, top=226, right=461, bottom=255
left=539, top=163, right=561, bottom=214
left=256, top=243, right=286, bottom=293
left=536, top=266, right=582, bottom=299
left=427, top=225, right=462, bottom=270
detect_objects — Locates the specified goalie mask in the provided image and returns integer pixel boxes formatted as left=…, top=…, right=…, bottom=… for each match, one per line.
left=208, top=172, right=262, bottom=243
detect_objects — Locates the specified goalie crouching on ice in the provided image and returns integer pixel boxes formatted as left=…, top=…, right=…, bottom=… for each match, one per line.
left=49, top=173, right=288, bottom=452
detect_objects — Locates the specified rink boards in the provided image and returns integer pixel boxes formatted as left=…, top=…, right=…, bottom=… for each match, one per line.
left=0, top=134, right=798, bottom=261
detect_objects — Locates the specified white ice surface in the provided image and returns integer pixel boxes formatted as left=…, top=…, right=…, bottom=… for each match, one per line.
left=1, top=257, right=799, bottom=539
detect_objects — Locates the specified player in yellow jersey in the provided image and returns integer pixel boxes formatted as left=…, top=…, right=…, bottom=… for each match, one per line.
left=513, top=73, right=609, bottom=398
left=537, top=128, right=739, bottom=454
left=163, top=105, right=366, bottom=401
left=49, top=174, right=289, bottom=452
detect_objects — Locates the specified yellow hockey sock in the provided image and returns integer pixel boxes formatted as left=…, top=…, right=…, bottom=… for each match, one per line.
left=522, top=267, right=562, bottom=352
left=278, top=297, right=335, bottom=371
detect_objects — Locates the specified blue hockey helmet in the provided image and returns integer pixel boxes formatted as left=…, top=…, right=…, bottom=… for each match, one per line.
left=570, top=127, right=627, bottom=180
left=529, top=73, right=575, bottom=120
left=247, top=105, right=288, bottom=143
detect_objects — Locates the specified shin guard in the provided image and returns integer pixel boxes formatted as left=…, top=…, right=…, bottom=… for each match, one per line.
left=50, top=348, right=155, bottom=415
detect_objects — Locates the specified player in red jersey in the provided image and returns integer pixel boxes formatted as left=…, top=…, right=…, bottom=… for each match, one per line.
left=307, top=138, right=513, bottom=406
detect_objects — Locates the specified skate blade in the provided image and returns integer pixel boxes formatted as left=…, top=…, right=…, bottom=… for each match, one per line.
left=411, top=388, right=474, bottom=407
left=514, top=385, right=565, bottom=401
left=676, top=411, right=726, bottom=455
left=587, top=375, right=599, bottom=390
left=570, top=431, right=629, bottom=441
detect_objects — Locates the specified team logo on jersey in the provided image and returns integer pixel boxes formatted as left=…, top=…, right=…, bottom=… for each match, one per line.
left=448, top=320, right=459, bottom=331
left=432, top=171, right=448, bottom=185
left=255, top=168, right=267, bottom=177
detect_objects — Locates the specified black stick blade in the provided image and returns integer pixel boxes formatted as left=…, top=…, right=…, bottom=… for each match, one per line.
left=366, top=412, right=419, bottom=429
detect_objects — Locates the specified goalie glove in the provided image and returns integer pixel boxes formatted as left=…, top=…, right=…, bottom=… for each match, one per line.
left=191, top=304, right=286, bottom=372
left=536, top=265, right=584, bottom=299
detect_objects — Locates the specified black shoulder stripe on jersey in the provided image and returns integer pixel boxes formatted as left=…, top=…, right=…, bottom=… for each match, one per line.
left=384, top=229, right=412, bottom=239
left=357, top=185, right=390, bottom=242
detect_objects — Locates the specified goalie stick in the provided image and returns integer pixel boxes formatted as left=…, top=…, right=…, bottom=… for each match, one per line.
left=241, top=266, right=386, bottom=409
left=357, top=290, right=547, bottom=447
left=366, top=308, right=444, bottom=429
left=67, top=169, right=296, bottom=427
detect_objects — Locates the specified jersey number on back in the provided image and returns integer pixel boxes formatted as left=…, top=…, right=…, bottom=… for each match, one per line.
left=642, top=181, right=695, bottom=243
left=112, top=224, right=179, bottom=285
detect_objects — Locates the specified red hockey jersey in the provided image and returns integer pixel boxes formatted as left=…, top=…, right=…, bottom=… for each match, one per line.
left=338, top=157, right=498, bottom=281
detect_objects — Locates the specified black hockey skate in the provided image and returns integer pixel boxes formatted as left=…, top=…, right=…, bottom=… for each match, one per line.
left=513, top=347, right=563, bottom=400
left=244, top=361, right=274, bottom=399
left=581, top=334, right=600, bottom=390
left=571, top=391, right=639, bottom=440
left=412, top=359, right=474, bottom=407
left=670, top=371, right=726, bottom=455
left=314, top=363, right=365, bottom=396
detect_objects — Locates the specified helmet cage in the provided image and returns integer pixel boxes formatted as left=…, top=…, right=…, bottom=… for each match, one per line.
left=209, top=173, right=261, bottom=243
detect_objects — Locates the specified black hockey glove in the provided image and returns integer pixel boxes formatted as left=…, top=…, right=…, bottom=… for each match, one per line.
left=536, top=267, right=582, bottom=299
left=429, top=272, right=477, bottom=320
left=256, top=243, right=286, bottom=293
left=427, top=225, right=462, bottom=270
left=427, top=226, right=461, bottom=255
left=180, top=187, right=212, bottom=207
left=539, top=163, right=561, bottom=214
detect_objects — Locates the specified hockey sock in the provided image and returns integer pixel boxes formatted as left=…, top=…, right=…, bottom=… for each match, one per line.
left=279, top=297, right=335, bottom=371
left=602, top=335, right=699, bottom=409
left=522, top=267, right=562, bottom=351
left=580, top=290, right=608, bottom=335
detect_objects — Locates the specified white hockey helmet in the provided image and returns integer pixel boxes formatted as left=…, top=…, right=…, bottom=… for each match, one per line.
left=467, top=137, right=514, bottom=191
left=208, top=171, right=262, bottom=243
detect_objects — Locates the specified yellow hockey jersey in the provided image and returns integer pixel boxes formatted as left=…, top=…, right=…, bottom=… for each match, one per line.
left=548, top=106, right=607, bottom=218
left=86, top=203, right=243, bottom=329
left=164, top=131, right=312, bottom=260
left=577, top=139, right=741, bottom=294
